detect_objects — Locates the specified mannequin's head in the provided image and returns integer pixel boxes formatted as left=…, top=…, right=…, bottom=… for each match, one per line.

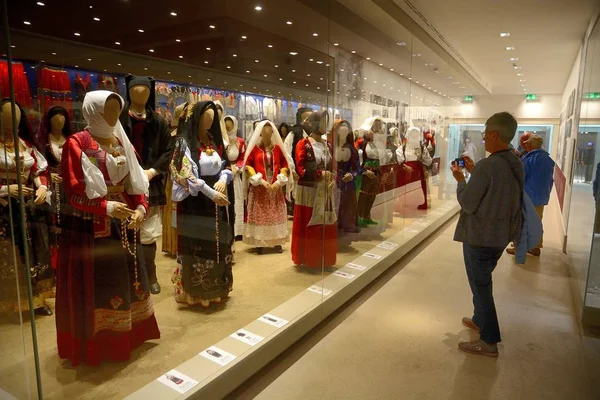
left=199, top=108, right=215, bottom=136
left=129, top=85, right=150, bottom=107
left=483, top=112, right=516, bottom=154
left=225, top=117, right=234, bottom=133
left=297, top=107, right=313, bottom=126
left=372, top=119, right=383, bottom=134
left=1, top=101, right=20, bottom=135
left=279, top=123, right=290, bottom=139
left=102, top=95, right=123, bottom=127
left=50, top=113, right=66, bottom=134
left=216, top=104, right=224, bottom=120
left=261, top=123, right=274, bottom=145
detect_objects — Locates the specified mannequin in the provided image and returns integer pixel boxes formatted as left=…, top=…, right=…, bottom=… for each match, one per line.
left=0, top=99, right=54, bottom=316
left=243, top=120, right=293, bottom=254
left=292, top=111, right=337, bottom=269
left=162, top=102, right=188, bottom=256
left=332, top=120, right=361, bottom=235
left=225, top=115, right=246, bottom=238
left=278, top=123, right=290, bottom=141
left=56, top=91, right=160, bottom=366
left=213, top=100, right=230, bottom=147
left=36, top=106, right=72, bottom=270
left=402, top=124, right=432, bottom=209
left=285, top=107, right=312, bottom=158
left=120, top=75, right=174, bottom=294
left=170, top=101, right=234, bottom=307
left=356, top=116, right=384, bottom=227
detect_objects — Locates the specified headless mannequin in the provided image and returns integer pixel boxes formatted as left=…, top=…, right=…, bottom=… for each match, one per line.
left=49, top=114, right=66, bottom=183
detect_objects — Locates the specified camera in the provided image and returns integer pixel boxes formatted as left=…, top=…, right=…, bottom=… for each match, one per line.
left=452, top=157, right=465, bottom=168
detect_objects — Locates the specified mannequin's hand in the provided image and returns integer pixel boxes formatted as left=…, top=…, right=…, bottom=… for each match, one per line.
left=112, top=202, right=135, bottom=219
left=321, top=171, right=333, bottom=181
left=292, top=170, right=299, bottom=181
left=8, top=184, right=33, bottom=198
left=365, top=170, right=376, bottom=179
left=403, top=164, right=413, bottom=173
left=34, top=187, right=47, bottom=204
left=271, top=181, right=282, bottom=191
left=144, top=169, right=155, bottom=182
left=51, top=173, right=63, bottom=184
left=342, top=173, right=353, bottom=182
left=214, top=180, right=227, bottom=195
left=451, top=164, right=465, bottom=182
left=128, top=209, right=144, bottom=229
left=231, top=165, right=239, bottom=175
left=463, top=156, right=475, bottom=173
left=212, top=192, right=230, bottom=206
left=261, top=180, right=271, bottom=190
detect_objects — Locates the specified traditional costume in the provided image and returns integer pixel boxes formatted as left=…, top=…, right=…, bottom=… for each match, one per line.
left=225, top=115, right=246, bottom=237
left=170, top=101, right=234, bottom=307
left=243, top=120, right=294, bottom=252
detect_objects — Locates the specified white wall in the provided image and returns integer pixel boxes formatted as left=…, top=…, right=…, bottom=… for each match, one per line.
left=448, top=94, right=562, bottom=120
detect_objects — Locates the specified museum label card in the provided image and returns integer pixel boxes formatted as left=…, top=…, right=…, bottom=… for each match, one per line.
left=346, top=262, right=367, bottom=271
left=259, top=313, right=289, bottom=328
left=377, top=241, right=399, bottom=250
left=404, top=228, right=419, bottom=233
left=333, top=270, right=356, bottom=280
left=157, top=369, right=199, bottom=394
left=363, top=252, right=382, bottom=260
left=200, top=346, right=236, bottom=366
left=231, top=329, right=264, bottom=346
left=414, top=219, right=432, bottom=226
left=307, top=285, right=333, bottom=296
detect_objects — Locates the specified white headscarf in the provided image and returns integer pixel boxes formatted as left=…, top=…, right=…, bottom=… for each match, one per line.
left=224, top=115, right=239, bottom=144
left=82, top=90, right=148, bottom=195
left=243, top=119, right=295, bottom=200
left=359, top=116, right=386, bottom=163
left=213, top=100, right=230, bottom=146
left=359, top=116, right=384, bottom=133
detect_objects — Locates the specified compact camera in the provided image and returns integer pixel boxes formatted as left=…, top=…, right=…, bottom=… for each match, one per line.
left=452, top=157, right=465, bottom=168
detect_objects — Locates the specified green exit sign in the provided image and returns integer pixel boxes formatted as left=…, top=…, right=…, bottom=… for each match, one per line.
left=463, top=95, right=474, bottom=102
left=584, top=92, right=600, bottom=99
left=525, top=94, right=538, bottom=100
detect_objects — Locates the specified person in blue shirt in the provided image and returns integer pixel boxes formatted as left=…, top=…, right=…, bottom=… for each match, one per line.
left=507, top=134, right=555, bottom=257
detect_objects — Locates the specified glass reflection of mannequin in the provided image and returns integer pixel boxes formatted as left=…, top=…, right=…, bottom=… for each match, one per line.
left=356, top=117, right=385, bottom=227
left=405, top=122, right=432, bottom=209
left=0, top=100, right=54, bottom=316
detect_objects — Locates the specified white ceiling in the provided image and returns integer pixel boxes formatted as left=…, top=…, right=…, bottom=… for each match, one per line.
left=392, top=0, right=600, bottom=95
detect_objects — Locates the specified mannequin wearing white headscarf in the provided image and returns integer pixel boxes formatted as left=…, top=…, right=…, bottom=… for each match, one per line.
left=57, top=90, right=160, bottom=365
left=242, top=120, right=294, bottom=252
left=402, top=126, right=432, bottom=209
left=356, top=116, right=385, bottom=227
left=225, top=115, right=246, bottom=237
left=213, top=100, right=230, bottom=147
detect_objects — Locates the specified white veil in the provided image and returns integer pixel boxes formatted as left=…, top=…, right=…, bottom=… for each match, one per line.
left=82, top=90, right=148, bottom=195
left=243, top=119, right=295, bottom=200
left=213, top=100, right=230, bottom=146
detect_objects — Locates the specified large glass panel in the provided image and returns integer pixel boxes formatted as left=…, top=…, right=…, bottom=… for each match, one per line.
left=1, top=0, right=475, bottom=397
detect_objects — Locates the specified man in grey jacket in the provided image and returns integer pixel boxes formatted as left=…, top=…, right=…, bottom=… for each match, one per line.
left=451, top=112, right=524, bottom=357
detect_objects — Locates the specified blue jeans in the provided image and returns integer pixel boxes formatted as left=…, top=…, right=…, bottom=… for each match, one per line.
left=463, top=243, right=504, bottom=344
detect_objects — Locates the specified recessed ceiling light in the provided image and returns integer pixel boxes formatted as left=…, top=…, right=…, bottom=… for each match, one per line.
left=138, top=29, right=144, bottom=33
left=366, top=57, right=371, bottom=60
left=334, top=43, right=339, bottom=46
left=206, top=47, right=211, bottom=51
left=313, top=33, right=318, bottom=37
left=170, top=11, right=178, bottom=16
left=289, top=52, right=298, bottom=55
left=510, top=57, right=519, bottom=61
left=520, top=79, right=525, bottom=82
left=274, top=65, right=279, bottom=68
left=209, top=25, right=216, bottom=29
left=390, top=68, right=394, bottom=71
left=241, top=35, right=247, bottom=39
left=117, top=63, right=122, bottom=66
left=87, top=58, right=92, bottom=61
left=115, top=41, right=121, bottom=45
left=255, top=59, right=259, bottom=63
left=292, top=69, right=296, bottom=72
left=175, top=39, right=181, bottom=42
left=505, top=46, right=515, bottom=51
left=279, top=78, right=283, bottom=81
left=24, top=21, right=31, bottom=25
left=204, top=61, right=208, bottom=64
left=74, top=32, right=81, bottom=36
left=379, top=63, right=383, bottom=66
left=293, top=81, right=297, bottom=84
left=500, top=32, right=510, bottom=37
left=514, top=66, right=522, bottom=70
left=340, top=68, right=344, bottom=72
left=286, top=21, right=293, bottom=25
left=351, top=50, right=356, bottom=54
left=149, top=49, right=154, bottom=52
left=144, top=67, right=148, bottom=70
left=309, top=58, right=314, bottom=62
left=255, top=5, right=263, bottom=11
left=93, top=17, right=100, bottom=21
left=36, top=1, right=44, bottom=5
left=226, top=66, right=231, bottom=69
left=246, top=70, right=250, bottom=73
left=10, top=45, right=15, bottom=48
left=397, top=42, right=406, bottom=46
left=517, top=73, right=524, bottom=76
left=307, top=73, right=311, bottom=76
left=179, top=55, right=183, bottom=58
left=268, top=44, right=273, bottom=48
left=306, top=84, right=309, bottom=86
left=264, top=74, right=268, bottom=77
left=52, top=52, right=57, bottom=55
left=233, top=54, right=237, bottom=57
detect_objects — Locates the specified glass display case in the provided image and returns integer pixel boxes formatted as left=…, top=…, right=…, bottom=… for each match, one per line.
left=0, top=0, right=470, bottom=398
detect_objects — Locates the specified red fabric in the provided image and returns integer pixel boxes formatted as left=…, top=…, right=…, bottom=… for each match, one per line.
left=0, top=60, right=32, bottom=108
left=246, top=144, right=288, bottom=184
left=295, top=138, right=334, bottom=181
left=291, top=203, right=337, bottom=268
left=130, top=115, right=146, bottom=157
left=38, top=67, right=72, bottom=116
left=232, top=137, right=246, bottom=168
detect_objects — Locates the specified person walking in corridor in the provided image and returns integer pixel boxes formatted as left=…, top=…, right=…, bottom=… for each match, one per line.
left=451, top=112, right=524, bottom=357
left=506, top=133, right=554, bottom=257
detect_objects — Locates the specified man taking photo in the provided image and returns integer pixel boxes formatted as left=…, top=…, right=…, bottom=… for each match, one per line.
left=451, top=112, right=524, bottom=357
